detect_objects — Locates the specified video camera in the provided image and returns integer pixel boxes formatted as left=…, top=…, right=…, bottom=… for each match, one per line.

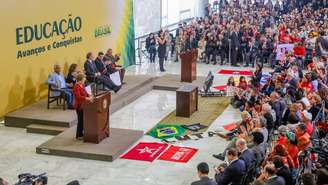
left=15, top=173, right=48, bottom=185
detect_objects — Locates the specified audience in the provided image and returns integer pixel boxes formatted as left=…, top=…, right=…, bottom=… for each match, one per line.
left=193, top=1, right=328, bottom=184
left=272, top=156, right=293, bottom=185
left=191, top=162, right=217, bottom=185
left=236, top=138, right=256, bottom=171
left=214, top=148, right=246, bottom=185
left=258, top=164, right=286, bottom=185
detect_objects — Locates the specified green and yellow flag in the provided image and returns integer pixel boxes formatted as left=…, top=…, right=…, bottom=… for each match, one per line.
left=148, top=123, right=186, bottom=139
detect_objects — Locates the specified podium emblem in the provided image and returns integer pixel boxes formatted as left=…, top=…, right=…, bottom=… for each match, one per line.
left=103, top=99, right=108, bottom=109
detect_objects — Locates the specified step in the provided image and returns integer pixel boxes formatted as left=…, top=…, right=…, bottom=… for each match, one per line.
left=26, top=124, right=67, bottom=135
left=5, top=115, right=76, bottom=128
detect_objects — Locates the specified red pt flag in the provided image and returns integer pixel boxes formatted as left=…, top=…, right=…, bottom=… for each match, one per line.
left=158, top=146, right=198, bottom=163
left=121, top=142, right=169, bottom=162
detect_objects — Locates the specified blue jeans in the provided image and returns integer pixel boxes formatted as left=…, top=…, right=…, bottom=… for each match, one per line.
left=62, top=88, right=73, bottom=108
left=149, top=46, right=156, bottom=63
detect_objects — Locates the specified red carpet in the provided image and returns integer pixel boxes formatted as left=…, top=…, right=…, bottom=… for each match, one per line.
left=121, top=142, right=168, bottom=162
left=217, top=69, right=253, bottom=76
left=158, top=146, right=198, bottom=163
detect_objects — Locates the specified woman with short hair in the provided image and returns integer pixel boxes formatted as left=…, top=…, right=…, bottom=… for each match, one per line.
left=73, top=73, right=93, bottom=140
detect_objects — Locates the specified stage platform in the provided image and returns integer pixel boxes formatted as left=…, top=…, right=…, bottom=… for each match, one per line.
left=4, top=75, right=155, bottom=135
left=4, top=74, right=206, bottom=135
left=4, top=74, right=207, bottom=162
left=36, top=127, right=144, bottom=162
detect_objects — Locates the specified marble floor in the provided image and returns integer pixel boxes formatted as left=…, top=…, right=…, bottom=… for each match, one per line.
left=0, top=61, right=248, bottom=185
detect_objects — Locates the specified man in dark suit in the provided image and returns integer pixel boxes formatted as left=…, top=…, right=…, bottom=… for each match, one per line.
left=230, top=27, right=240, bottom=66
left=84, top=52, right=120, bottom=93
left=191, top=162, right=217, bottom=185
left=215, top=148, right=246, bottom=185
left=236, top=138, right=256, bottom=171
left=262, top=165, right=286, bottom=185
left=273, top=156, right=293, bottom=185
left=95, top=52, right=106, bottom=74
left=244, top=39, right=259, bottom=67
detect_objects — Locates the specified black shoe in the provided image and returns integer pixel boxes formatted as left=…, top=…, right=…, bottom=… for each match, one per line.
left=113, top=86, right=121, bottom=93
left=244, top=65, right=249, bottom=67
left=213, top=153, right=225, bottom=161
left=160, top=69, right=166, bottom=72
left=76, top=137, right=83, bottom=140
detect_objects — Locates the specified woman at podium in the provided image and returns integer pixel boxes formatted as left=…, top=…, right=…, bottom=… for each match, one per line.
left=73, top=73, right=94, bottom=140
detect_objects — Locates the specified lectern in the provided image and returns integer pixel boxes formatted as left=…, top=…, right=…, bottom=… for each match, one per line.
left=176, top=85, right=198, bottom=117
left=180, top=49, right=198, bottom=82
left=83, top=92, right=111, bottom=144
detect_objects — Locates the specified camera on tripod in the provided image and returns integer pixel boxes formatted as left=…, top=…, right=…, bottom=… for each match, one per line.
left=15, top=173, right=48, bottom=185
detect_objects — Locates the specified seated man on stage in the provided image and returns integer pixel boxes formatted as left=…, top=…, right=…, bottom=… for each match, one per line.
left=47, top=64, right=74, bottom=109
left=94, top=52, right=106, bottom=74
left=95, top=51, right=122, bottom=86
left=104, top=48, right=125, bottom=83
left=84, top=52, right=121, bottom=93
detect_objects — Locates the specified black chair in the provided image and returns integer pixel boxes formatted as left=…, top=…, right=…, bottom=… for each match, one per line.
left=47, top=85, right=66, bottom=110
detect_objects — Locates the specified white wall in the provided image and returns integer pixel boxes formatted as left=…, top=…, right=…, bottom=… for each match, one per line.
left=134, top=0, right=209, bottom=38
left=134, top=0, right=161, bottom=38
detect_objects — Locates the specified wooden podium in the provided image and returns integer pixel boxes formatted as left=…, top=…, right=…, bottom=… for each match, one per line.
left=180, top=49, right=198, bottom=82
left=83, top=92, right=111, bottom=144
left=176, top=85, right=198, bottom=117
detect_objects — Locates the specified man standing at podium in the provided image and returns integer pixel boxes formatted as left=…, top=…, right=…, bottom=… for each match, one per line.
left=73, top=73, right=94, bottom=140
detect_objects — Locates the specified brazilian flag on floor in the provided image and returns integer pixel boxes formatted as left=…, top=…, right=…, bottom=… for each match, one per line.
left=148, top=123, right=186, bottom=139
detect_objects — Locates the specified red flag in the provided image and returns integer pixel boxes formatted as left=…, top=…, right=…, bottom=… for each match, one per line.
left=121, top=142, right=169, bottom=162
left=158, top=146, right=198, bottom=163
left=213, top=85, right=227, bottom=91
left=218, top=69, right=253, bottom=76
left=223, top=123, right=238, bottom=131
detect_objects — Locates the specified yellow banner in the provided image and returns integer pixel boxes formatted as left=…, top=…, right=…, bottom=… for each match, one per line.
left=0, top=0, right=135, bottom=117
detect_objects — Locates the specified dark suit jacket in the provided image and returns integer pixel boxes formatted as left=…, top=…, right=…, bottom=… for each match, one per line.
left=266, top=176, right=286, bottom=185
left=215, top=159, right=246, bottom=185
left=191, top=176, right=217, bottom=185
left=239, top=149, right=256, bottom=170
left=230, top=32, right=240, bottom=49
left=95, top=57, right=106, bottom=74
left=276, top=166, right=293, bottom=185
left=84, top=60, right=98, bottom=77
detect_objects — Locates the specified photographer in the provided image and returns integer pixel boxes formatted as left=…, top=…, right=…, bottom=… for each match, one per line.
left=145, top=33, right=157, bottom=63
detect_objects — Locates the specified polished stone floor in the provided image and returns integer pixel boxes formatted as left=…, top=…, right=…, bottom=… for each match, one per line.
left=0, top=60, right=247, bottom=185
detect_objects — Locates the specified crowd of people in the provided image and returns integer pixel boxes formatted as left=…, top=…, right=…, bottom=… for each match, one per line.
left=2, top=0, right=328, bottom=184
left=47, top=48, right=125, bottom=139
left=190, top=0, right=328, bottom=185
left=146, top=0, right=327, bottom=69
